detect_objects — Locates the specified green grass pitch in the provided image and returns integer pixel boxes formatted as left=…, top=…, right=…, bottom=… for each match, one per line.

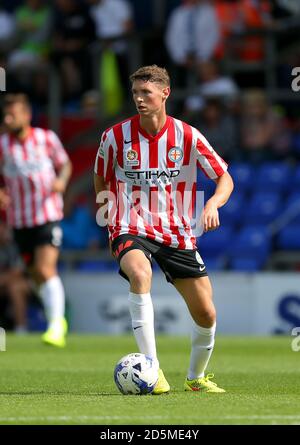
left=0, top=334, right=299, bottom=425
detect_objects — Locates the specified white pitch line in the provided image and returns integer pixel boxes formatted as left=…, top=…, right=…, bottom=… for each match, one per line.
left=0, top=415, right=300, bottom=423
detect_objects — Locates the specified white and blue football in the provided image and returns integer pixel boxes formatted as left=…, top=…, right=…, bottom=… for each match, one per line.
left=114, top=353, right=158, bottom=395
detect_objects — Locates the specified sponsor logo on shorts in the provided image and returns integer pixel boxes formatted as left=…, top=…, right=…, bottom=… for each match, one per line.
left=195, top=251, right=206, bottom=271
left=51, top=226, right=63, bottom=247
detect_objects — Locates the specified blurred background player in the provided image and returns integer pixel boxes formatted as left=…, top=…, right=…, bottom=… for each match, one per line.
left=0, top=93, right=72, bottom=347
left=0, top=217, right=29, bottom=333
left=94, top=65, right=234, bottom=394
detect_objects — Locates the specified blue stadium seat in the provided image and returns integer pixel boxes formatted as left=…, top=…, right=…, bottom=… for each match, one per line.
left=228, top=163, right=254, bottom=193
left=76, top=261, right=119, bottom=272
left=197, top=225, right=233, bottom=257
left=287, top=164, right=300, bottom=191
left=284, top=192, right=300, bottom=224
left=203, top=257, right=226, bottom=271
left=243, top=192, right=282, bottom=225
left=230, top=257, right=264, bottom=271
left=219, top=191, right=245, bottom=226
left=228, top=225, right=271, bottom=269
left=277, top=224, right=300, bottom=250
left=254, top=162, right=291, bottom=193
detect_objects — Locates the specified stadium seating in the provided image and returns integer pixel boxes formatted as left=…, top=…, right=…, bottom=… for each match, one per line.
left=290, top=165, right=300, bottom=190
left=219, top=191, right=245, bottom=226
left=197, top=225, right=233, bottom=256
left=230, top=257, right=265, bottom=272
left=284, top=192, right=300, bottom=224
left=228, top=162, right=254, bottom=193
left=243, top=192, right=282, bottom=225
left=253, top=162, right=291, bottom=193
left=61, top=205, right=106, bottom=249
left=277, top=224, right=300, bottom=250
left=228, top=225, right=271, bottom=270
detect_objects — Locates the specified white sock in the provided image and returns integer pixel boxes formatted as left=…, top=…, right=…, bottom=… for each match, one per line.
left=187, top=322, right=216, bottom=380
left=128, top=292, right=159, bottom=369
left=40, top=275, right=65, bottom=328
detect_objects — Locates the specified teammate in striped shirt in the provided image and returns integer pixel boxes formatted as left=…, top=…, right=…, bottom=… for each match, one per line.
left=94, top=65, right=234, bottom=393
left=0, top=94, right=72, bottom=347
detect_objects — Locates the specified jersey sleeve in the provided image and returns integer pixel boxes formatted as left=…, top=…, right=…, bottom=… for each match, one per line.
left=94, top=130, right=116, bottom=181
left=194, top=131, right=228, bottom=180
left=47, top=130, right=69, bottom=169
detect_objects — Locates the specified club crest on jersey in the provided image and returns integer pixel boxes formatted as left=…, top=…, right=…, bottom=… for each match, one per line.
left=168, top=147, right=183, bottom=163
left=125, top=149, right=139, bottom=166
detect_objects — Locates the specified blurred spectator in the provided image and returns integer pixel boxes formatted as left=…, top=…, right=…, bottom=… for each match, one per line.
left=87, top=0, right=134, bottom=113
left=184, top=59, right=239, bottom=116
left=236, top=0, right=273, bottom=62
left=0, top=220, right=29, bottom=333
left=240, top=89, right=291, bottom=163
left=6, top=0, right=51, bottom=102
left=272, top=0, right=300, bottom=18
left=8, top=0, right=51, bottom=70
left=0, top=6, right=16, bottom=56
left=214, top=0, right=243, bottom=59
left=165, top=0, right=220, bottom=86
left=88, top=0, right=133, bottom=53
left=52, top=0, right=96, bottom=103
left=190, top=97, right=239, bottom=161
left=214, top=0, right=272, bottom=63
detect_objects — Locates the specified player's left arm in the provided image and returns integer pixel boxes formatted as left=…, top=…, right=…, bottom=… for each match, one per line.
left=203, top=172, right=234, bottom=232
left=47, top=130, right=72, bottom=193
left=52, top=160, right=72, bottom=194
left=194, top=132, right=234, bottom=232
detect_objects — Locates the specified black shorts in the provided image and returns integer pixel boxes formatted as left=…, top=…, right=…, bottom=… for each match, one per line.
left=13, top=221, right=63, bottom=266
left=112, top=234, right=208, bottom=284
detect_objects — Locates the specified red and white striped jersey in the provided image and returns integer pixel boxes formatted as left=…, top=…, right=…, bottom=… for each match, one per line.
left=94, top=115, right=227, bottom=249
left=0, top=127, right=69, bottom=229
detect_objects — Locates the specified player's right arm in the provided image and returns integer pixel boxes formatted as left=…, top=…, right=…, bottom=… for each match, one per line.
left=94, top=130, right=116, bottom=255
left=93, top=130, right=115, bottom=202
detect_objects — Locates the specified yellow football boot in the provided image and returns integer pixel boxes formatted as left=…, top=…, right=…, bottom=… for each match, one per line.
left=152, top=369, right=170, bottom=395
left=42, top=317, right=68, bottom=348
left=184, top=373, right=225, bottom=393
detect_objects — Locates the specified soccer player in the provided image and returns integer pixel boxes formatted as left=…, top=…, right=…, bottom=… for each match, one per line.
left=94, top=65, right=234, bottom=393
left=0, top=94, right=72, bottom=347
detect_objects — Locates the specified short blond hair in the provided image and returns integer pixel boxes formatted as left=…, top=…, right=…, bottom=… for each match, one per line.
left=130, top=65, right=170, bottom=87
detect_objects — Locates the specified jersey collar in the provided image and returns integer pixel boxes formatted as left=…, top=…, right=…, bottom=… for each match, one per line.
left=137, top=115, right=171, bottom=141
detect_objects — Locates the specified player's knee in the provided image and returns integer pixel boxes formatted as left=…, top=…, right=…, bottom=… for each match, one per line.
left=196, top=307, right=216, bottom=328
left=128, top=266, right=152, bottom=289
left=34, top=265, right=57, bottom=284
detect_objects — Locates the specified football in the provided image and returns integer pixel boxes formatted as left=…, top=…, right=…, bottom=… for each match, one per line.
left=114, top=353, right=159, bottom=395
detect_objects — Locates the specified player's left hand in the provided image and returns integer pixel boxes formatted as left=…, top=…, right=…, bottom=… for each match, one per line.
left=52, top=178, right=67, bottom=193
left=202, top=199, right=220, bottom=233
